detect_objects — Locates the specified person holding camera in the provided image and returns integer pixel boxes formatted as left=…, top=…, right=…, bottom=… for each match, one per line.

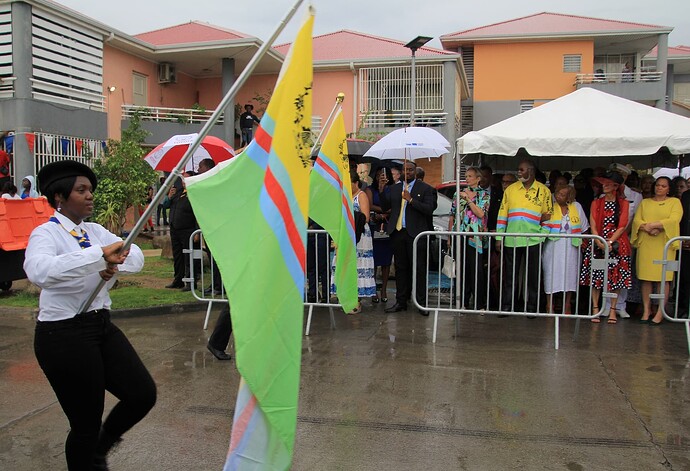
left=579, top=171, right=632, bottom=324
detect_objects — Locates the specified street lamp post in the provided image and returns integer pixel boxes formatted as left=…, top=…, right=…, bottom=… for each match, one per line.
left=404, top=36, right=432, bottom=126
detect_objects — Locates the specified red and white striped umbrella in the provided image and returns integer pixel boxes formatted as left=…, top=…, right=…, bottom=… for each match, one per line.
left=144, top=133, right=235, bottom=173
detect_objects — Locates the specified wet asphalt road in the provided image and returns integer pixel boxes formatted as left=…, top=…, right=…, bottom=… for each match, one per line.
left=1, top=304, right=689, bottom=470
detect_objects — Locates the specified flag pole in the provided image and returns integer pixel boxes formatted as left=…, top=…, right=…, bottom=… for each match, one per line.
left=310, top=93, right=344, bottom=153
left=78, top=0, right=306, bottom=313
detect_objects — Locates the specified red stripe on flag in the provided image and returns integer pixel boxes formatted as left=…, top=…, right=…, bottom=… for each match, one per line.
left=316, top=159, right=342, bottom=187
left=264, top=168, right=306, bottom=272
left=342, top=194, right=355, bottom=228
left=255, top=126, right=272, bottom=153
left=228, top=392, right=258, bottom=456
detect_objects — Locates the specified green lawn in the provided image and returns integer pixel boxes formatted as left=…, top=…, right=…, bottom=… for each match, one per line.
left=0, top=256, right=203, bottom=310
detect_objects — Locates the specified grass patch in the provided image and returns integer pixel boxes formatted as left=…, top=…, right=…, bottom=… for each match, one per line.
left=0, top=290, right=39, bottom=308
left=134, top=256, right=177, bottom=279
left=0, top=255, right=204, bottom=310
left=109, top=286, right=197, bottom=309
left=136, top=240, right=155, bottom=250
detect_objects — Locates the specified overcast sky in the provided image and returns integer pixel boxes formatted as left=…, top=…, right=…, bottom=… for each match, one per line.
left=57, top=0, right=690, bottom=49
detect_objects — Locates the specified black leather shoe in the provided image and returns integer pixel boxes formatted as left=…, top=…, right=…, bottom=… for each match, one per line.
left=384, top=302, right=406, bottom=313
left=181, top=284, right=196, bottom=292
left=207, top=344, right=232, bottom=360
left=165, top=281, right=184, bottom=289
left=418, top=308, right=429, bottom=316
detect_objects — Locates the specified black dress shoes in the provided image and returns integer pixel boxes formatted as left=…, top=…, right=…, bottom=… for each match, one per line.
left=418, top=308, right=429, bottom=316
left=384, top=302, right=407, bottom=313
left=207, top=344, right=232, bottom=360
left=165, top=281, right=184, bottom=289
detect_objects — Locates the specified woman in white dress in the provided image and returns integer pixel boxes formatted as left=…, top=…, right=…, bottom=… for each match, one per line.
left=542, top=185, right=589, bottom=313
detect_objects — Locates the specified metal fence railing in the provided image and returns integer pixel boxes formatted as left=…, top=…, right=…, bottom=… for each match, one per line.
left=656, top=236, right=690, bottom=355
left=186, top=228, right=689, bottom=354
left=413, top=231, right=611, bottom=348
left=187, top=229, right=340, bottom=334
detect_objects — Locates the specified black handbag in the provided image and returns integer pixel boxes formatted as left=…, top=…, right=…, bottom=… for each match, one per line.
left=353, top=210, right=366, bottom=243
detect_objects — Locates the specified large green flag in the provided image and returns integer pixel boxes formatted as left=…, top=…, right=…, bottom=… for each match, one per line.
left=309, top=109, right=358, bottom=312
left=186, top=10, right=313, bottom=470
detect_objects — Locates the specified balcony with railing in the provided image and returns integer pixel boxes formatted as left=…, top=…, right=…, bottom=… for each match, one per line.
left=575, top=70, right=665, bottom=102
left=358, top=64, right=448, bottom=130
left=122, top=105, right=225, bottom=125
left=121, top=104, right=229, bottom=146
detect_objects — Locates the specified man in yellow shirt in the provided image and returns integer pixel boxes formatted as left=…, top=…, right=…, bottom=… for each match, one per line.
left=496, top=159, right=552, bottom=313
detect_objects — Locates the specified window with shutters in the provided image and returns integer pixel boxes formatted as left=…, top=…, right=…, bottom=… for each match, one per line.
left=563, top=54, right=582, bottom=73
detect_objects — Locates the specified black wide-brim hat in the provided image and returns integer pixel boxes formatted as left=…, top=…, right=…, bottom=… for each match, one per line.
left=37, top=160, right=97, bottom=194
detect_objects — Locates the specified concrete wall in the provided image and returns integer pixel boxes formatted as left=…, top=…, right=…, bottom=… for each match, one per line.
left=473, top=100, right=522, bottom=130
left=0, top=99, right=107, bottom=139
left=474, top=40, right=592, bottom=101
left=577, top=80, right=665, bottom=102
left=312, top=70, right=356, bottom=133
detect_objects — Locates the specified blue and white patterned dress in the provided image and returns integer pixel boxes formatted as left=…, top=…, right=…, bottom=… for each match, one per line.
left=331, top=191, right=376, bottom=298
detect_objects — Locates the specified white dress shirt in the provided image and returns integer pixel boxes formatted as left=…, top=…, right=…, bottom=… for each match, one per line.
left=24, top=211, right=144, bottom=321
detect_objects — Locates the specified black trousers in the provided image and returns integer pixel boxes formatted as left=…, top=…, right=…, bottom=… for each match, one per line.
left=202, top=246, right=223, bottom=291
left=156, top=204, right=168, bottom=225
left=170, top=227, right=196, bottom=285
left=209, top=304, right=233, bottom=351
left=306, top=232, right=329, bottom=301
left=34, top=310, right=156, bottom=470
left=391, top=229, right=427, bottom=306
left=458, top=240, right=486, bottom=309
left=501, top=244, right=542, bottom=312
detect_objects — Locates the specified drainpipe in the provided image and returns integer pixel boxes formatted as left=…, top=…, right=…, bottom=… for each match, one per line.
left=656, top=33, right=669, bottom=110
left=350, top=61, right=357, bottom=133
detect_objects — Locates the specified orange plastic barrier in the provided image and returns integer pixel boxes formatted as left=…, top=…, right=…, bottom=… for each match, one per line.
left=0, top=198, right=52, bottom=251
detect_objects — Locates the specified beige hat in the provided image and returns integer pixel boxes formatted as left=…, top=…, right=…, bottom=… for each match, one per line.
left=609, top=163, right=632, bottom=176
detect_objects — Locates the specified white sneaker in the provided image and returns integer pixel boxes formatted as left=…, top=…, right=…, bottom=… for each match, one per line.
left=617, top=309, right=631, bottom=319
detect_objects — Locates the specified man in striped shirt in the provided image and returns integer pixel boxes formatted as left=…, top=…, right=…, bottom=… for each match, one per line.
left=496, top=159, right=552, bottom=313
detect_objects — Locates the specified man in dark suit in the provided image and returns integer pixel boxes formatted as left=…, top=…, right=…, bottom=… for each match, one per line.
left=380, top=160, right=437, bottom=314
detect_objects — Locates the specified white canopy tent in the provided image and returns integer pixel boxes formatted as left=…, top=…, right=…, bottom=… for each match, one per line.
left=457, top=88, right=690, bottom=171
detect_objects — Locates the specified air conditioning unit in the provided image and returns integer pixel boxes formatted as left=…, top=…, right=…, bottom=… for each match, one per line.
left=158, top=63, right=176, bottom=84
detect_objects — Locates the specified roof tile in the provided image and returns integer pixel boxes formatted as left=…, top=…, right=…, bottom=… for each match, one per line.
left=135, top=21, right=251, bottom=46
left=441, top=12, right=670, bottom=40
left=275, top=30, right=454, bottom=61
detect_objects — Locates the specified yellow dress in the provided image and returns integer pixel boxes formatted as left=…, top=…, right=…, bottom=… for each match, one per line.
left=631, top=197, right=683, bottom=281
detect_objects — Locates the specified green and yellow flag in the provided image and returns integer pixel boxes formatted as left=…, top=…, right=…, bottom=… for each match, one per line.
left=186, top=10, right=314, bottom=470
left=309, top=109, right=358, bottom=312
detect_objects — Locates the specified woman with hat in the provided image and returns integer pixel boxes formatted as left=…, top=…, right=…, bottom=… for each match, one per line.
left=579, top=171, right=632, bottom=324
left=24, top=160, right=156, bottom=470
left=631, top=176, right=683, bottom=325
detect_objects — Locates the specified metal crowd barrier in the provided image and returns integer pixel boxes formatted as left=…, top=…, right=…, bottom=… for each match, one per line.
left=186, top=229, right=342, bottom=334
left=656, top=236, right=690, bottom=355
left=413, top=231, right=612, bottom=348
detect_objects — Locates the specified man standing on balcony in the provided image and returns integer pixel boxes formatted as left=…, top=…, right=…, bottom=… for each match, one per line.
left=239, top=104, right=261, bottom=147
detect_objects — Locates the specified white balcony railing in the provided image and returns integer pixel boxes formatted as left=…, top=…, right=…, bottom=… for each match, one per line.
left=121, top=105, right=225, bottom=124
left=359, top=110, right=448, bottom=128
left=575, top=71, right=663, bottom=85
